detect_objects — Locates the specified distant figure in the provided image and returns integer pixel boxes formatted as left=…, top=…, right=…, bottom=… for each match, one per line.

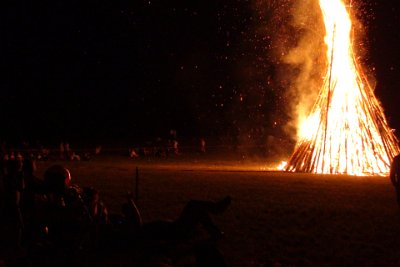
left=200, top=138, right=206, bottom=153
left=390, top=153, right=400, bottom=208
left=95, top=145, right=102, bottom=156
left=173, top=140, right=179, bottom=155
left=16, top=152, right=23, bottom=161
left=70, top=151, right=81, bottom=161
left=129, top=148, right=139, bottom=158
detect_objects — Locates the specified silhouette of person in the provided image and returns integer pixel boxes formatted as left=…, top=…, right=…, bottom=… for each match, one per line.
left=123, top=193, right=231, bottom=242
left=35, top=165, right=91, bottom=253
left=120, top=193, right=231, bottom=266
left=390, top=153, right=400, bottom=208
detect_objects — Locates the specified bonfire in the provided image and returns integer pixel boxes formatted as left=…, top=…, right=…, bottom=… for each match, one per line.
left=285, top=0, right=400, bottom=175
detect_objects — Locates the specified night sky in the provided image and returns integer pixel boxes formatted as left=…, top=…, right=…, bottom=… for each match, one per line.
left=1, top=0, right=400, bottom=147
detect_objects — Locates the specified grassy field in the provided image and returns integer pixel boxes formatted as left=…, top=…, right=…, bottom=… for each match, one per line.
left=15, top=154, right=400, bottom=266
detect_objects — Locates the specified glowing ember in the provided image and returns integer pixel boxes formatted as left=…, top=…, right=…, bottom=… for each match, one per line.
left=285, top=0, right=400, bottom=175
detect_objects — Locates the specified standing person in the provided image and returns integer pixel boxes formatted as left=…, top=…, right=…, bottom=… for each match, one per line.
left=390, top=153, right=400, bottom=208
left=173, top=140, right=179, bottom=155
left=200, top=138, right=206, bottom=153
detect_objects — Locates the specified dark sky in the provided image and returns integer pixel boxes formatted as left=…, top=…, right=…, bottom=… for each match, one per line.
left=1, top=0, right=400, bottom=146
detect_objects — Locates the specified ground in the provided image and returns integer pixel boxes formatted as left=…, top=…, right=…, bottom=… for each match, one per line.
left=3, top=153, right=400, bottom=266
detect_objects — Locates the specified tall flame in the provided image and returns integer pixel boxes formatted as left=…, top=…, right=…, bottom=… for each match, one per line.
left=285, top=0, right=400, bottom=175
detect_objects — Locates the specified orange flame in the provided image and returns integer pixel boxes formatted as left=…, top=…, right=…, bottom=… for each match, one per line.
left=286, top=0, right=399, bottom=175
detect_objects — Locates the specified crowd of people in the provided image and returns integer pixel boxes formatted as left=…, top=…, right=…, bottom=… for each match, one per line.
left=0, top=154, right=231, bottom=267
left=0, top=131, right=207, bottom=164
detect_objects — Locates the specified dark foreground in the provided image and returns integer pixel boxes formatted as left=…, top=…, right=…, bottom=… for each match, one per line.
left=2, top=155, right=400, bottom=267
